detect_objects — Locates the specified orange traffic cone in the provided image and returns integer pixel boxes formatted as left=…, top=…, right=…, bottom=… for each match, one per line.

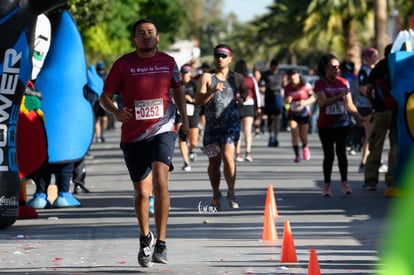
left=262, top=203, right=278, bottom=241
left=265, top=184, right=279, bottom=218
left=280, top=220, right=298, bottom=262
left=308, top=248, right=321, bottom=275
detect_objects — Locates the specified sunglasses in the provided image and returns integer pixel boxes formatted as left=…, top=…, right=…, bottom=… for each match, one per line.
left=214, top=53, right=228, bottom=59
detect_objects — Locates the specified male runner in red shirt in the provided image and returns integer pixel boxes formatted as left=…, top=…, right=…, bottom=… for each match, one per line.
left=100, top=19, right=189, bottom=268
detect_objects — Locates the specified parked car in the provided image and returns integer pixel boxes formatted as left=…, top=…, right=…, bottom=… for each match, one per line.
left=255, top=61, right=319, bottom=87
left=278, top=64, right=309, bottom=76
left=279, top=64, right=319, bottom=88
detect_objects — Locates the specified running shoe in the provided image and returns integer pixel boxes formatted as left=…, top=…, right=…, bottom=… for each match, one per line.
left=322, top=183, right=332, bottom=197
left=268, top=137, right=274, bottom=147
left=348, top=149, right=356, bottom=155
left=236, top=154, right=244, bottom=162
left=138, top=231, right=155, bottom=267
left=182, top=163, right=191, bottom=172
left=362, top=183, right=376, bottom=191
left=244, top=154, right=253, bottom=162
left=211, top=192, right=222, bottom=211
left=149, top=196, right=154, bottom=215
left=378, top=163, right=388, bottom=173
left=341, top=182, right=352, bottom=196
left=227, top=192, right=239, bottom=209
left=268, top=137, right=279, bottom=147
left=303, top=146, right=311, bottom=160
left=152, top=243, right=168, bottom=264
left=189, top=152, right=197, bottom=162
left=294, top=155, right=300, bottom=163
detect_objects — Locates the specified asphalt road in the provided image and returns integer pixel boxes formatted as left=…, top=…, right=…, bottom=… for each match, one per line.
left=0, top=124, right=393, bottom=274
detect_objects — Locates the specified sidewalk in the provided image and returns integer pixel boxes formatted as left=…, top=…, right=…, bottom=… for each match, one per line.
left=0, top=124, right=392, bottom=274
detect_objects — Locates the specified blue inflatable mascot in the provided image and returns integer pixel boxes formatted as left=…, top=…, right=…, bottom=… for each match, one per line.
left=0, top=0, right=67, bottom=229
left=26, top=10, right=103, bottom=209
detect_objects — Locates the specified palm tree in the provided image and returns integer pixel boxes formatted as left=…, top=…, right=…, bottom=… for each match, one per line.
left=238, top=1, right=318, bottom=66
left=304, top=0, right=372, bottom=70
left=374, top=0, right=390, bottom=58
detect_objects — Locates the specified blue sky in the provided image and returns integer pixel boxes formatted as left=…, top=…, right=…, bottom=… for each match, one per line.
left=223, top=0, right=273, bottom=22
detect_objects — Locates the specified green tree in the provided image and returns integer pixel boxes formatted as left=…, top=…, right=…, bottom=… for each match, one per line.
left=49, top=0, right=186, bottom=66
left=176, top=0, right=203, bottom=42
left=198, top=0, right=227, bottom=55
left=393, top=0, right=414, bottom=30
left=374, top=0, right=389, bottom=58
left=304, top=0, right=372, bottom=70
left=137, top=0, right=185, bottom=48
left=45, top=0, right=414, bottom=72
left=226, top=1, right=323, bottom=69
left=255, top=1, right=316, bottom=65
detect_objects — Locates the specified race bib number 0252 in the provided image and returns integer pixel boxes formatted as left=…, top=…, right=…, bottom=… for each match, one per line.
left=135, top=98, right=164, bottom=120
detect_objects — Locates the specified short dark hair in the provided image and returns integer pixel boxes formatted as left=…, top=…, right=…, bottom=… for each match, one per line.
left=132, top=19, right=156, bottom=36
left=270, top=58, right=279, bottom=67
left=340, top=60, right=355, bottom=74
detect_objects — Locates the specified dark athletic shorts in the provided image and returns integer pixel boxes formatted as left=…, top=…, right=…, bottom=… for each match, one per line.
left=120, top=132, right=176, bottom=182
left=287, top=114, right=310, bottom=124
left=175, top=114, right=200, bottom=129
left=203, top=127, right=240, bottom=157
left=239, top=105, right=255, bottom=118
left=358, top=107, right=373, bottom=117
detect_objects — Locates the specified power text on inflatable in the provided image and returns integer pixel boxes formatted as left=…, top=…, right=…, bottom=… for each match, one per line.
left=0, top=48, right=21, bottom=173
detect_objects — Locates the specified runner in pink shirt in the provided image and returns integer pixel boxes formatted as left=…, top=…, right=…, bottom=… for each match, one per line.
left=284, top=69, right=315, bottom=163
left=315, top=53, right=363, bottom=197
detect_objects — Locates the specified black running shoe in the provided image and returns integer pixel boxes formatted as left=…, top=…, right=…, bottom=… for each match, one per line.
left=211, top=192, right=222, bottom=211
left=152, top=244, right=168, bottom=264
left=137, top=231, right=154, bottom=267
left=227, top=192, right=239, bottom=209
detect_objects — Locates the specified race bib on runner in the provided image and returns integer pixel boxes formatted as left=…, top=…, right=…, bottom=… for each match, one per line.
left=134, top=98, right=164, bottom=120
left=186, top=103, right=195, bottom=116
left=325, top=102, right=345, bottom=115
left=290, top=101, right=305, bottom=112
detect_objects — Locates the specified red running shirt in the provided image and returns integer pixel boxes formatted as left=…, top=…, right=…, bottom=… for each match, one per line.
left=104, top=51, right=181, bottom=142
left=314, top=76, right=351, bottom=128
left=284, top=82, right=313, bottom=117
